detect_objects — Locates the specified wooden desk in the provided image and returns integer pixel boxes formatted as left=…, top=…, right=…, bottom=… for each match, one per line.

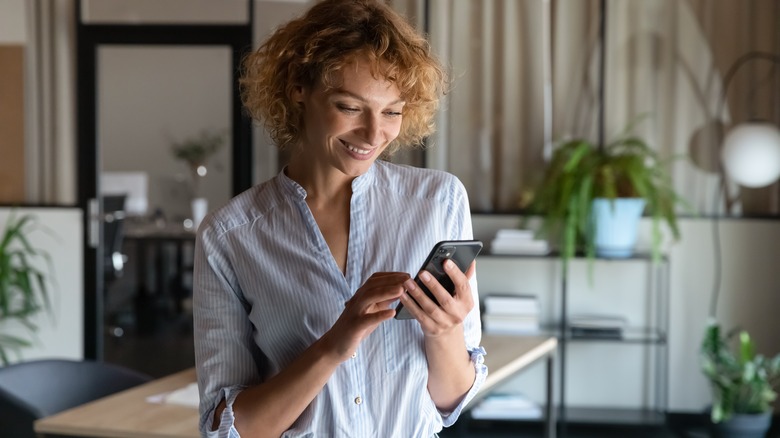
left=475, top=334, right=558, bottom=438
left=35, top=334, right=556, bottom=438
left=34, top=368, right=199, bottom=438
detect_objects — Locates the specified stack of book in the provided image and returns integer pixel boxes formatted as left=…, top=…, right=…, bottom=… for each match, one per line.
left=489, top=229, right=550, bottom=255
left=568, top=314, right=627, bottom=339
left=471, top=392, right=542, bottom=420
left=481, top=294, right=540, bottom=335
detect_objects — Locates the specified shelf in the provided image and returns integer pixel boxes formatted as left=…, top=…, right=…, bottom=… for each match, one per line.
left=533, top=326, right=667, bottom=344
left=463, top=407, right=667, bottom=427
left=563, top=407, right=667, bottom=426
left=482, top=250, right=667, bottom=262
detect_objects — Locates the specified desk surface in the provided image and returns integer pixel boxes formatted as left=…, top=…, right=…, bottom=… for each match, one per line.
left=477, top=334, right=558, bottom=403
left=35, top=368, right=200, bottom=438
left=35, top=334, right=556, bottom=438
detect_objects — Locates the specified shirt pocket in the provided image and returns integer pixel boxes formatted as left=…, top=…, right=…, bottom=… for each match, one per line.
left=382, top=319, right=427, bottom=373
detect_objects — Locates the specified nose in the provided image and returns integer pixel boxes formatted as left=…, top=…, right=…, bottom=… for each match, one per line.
left=361, top=113, right=384, bottom=148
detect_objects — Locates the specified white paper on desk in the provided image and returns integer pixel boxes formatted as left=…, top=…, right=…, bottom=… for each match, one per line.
left=146, top=382, right=200, bottom=409
left=471, top=393, right=542, bottom=420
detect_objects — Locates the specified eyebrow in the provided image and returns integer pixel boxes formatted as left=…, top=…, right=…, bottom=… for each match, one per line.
left=331, top=90, right=405, bottom=106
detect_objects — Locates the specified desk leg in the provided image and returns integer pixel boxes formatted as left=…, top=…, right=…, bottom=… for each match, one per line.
left=545, top=354, right=556, bottom=438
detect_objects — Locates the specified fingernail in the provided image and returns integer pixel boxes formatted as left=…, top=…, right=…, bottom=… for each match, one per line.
left=404, top=279, right=416, bottom=290
left=444, top=259, right=455, bottom=270
left=420, top=271, right=431, bottom=281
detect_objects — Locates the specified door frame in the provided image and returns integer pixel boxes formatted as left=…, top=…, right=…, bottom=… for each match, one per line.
left=75, top=0, right=254, bottom=360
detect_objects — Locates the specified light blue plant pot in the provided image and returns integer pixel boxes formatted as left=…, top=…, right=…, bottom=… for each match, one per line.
left=592, top=198, right=646, bottom=258
left=711, top=412, right=772, bottom=438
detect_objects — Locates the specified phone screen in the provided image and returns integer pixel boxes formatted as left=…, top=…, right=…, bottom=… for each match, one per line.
left=394, top=240, right=482, bottom=320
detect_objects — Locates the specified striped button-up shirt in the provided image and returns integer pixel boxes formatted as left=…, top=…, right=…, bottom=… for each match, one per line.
left=194, top=160, right=487, bottom=437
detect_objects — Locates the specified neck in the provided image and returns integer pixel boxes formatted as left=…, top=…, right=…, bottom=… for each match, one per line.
left=286, top=158, right=354, bottom=205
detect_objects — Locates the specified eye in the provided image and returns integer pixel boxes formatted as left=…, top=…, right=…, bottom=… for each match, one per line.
left=384, top=110, right=403, bottom=118
left=336, top=104, right=359, bottom=114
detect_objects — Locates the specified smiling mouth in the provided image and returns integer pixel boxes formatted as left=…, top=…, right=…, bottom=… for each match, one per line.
left=342, top=140, right=372, bottom=155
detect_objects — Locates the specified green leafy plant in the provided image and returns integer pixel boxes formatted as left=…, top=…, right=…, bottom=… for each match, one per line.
left=171, top=129, right=227, bottom=196
left=0, top=213, right=54, bottom=365
left=701, top=321, right=780, bottom=423
left=527, top=128, right=687, bottom=268
left=171, top=129, right=226, bottom=169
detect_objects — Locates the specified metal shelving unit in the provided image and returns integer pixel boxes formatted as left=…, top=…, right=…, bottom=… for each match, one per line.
left=557, top=254, right=669, bottom=435
left=481, top=252, right=670, bottom=436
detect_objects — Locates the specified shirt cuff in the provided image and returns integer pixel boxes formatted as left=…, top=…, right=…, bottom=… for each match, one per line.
left=203, top=385, right=246, bottom=438
left=439, top=345, right=488, bottom=427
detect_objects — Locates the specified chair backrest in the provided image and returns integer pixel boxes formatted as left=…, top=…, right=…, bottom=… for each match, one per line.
left=0, top=359, right=151, bottom=438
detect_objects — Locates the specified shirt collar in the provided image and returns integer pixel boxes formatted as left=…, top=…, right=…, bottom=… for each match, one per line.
left=277, top=163, right=377, bottom=199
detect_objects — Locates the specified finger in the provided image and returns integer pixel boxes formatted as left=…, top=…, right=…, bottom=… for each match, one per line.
left=367, top=272, right=411, bottom=281
left=397, top=288, right=427, bottom=320
left=443, top=259, right=471, bottom=301
left=351, top=282, right=407, bottom=313
left=465, top=260, right=476, bottom=279
left=407, top=274, right=449, bottom=317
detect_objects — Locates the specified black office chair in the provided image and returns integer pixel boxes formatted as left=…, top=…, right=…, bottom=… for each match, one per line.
left=0, top=358, right=152, bottom=438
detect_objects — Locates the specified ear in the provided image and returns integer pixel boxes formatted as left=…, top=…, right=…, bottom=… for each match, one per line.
left=291, top=85, right=305, bottom=104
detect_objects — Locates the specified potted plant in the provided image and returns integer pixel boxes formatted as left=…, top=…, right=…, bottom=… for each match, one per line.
left=0, top=213, right=54, bottom=365
left=170, top=128, right=226, bottom=192
left=527, top=128, right=686, bottom=268
left=701, top=321, right=780, bottom=438
left=170, top=129, right=226, bottom=229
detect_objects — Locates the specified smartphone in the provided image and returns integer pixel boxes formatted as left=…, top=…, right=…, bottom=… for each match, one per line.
left=394, top=240, right=483, bottom=320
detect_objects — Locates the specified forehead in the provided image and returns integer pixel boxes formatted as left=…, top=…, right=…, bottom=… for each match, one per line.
left=321, top=54, right=400, bottom=97
left=329, top=59, right=400, bottom=102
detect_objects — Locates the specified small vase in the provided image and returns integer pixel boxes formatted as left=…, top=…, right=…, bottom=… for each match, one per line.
left=191, top=197, right=208, bottom=231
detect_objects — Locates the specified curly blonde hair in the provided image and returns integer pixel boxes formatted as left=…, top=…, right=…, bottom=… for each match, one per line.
left=240, top=0, right=448, bottom=155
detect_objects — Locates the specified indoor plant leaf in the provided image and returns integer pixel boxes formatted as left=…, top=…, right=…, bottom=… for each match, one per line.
left=0, top=213, right=55, bottom=365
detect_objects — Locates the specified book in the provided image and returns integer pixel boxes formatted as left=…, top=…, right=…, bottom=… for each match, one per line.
left=483, top=294, right=539, bottom=315
left=482, top=314, right=540, bottom=334
left=568, top=314, right=627, bottom=339
left=495, top=229, right=535, bottom=240
left=570, top=326, right=623, bottom=339
left=568, top=314, right=627, bottom=330
left=489, top=228, right=551, bottom=255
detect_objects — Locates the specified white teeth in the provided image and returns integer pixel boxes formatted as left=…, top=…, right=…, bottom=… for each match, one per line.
left=345, top=143, right=371, bottom=155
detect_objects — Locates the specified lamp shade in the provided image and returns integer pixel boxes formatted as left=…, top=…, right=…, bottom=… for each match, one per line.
left=721, top=122, right=780, bottom=188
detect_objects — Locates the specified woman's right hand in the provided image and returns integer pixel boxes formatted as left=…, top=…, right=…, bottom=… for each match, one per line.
left=321, top=272, right=410, bottom=361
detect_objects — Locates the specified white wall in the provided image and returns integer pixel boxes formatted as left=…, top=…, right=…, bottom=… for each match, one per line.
left=0, top=208, right=84, bottom=364
left=472, top=215, right=780, bottom=413
left=98, top=46, right=233, bottom=219
left=0, top=0, right=26, bottom=43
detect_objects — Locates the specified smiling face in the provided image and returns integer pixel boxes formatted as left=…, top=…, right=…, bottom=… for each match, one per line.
left=290, top=56, right=405, bottom=184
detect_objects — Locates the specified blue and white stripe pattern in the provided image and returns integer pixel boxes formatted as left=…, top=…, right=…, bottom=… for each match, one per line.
left=194, top=160, right=487, bottom=437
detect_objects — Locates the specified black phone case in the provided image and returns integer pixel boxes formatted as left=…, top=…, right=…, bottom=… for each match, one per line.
left=394, top=240, right=483, bottom=320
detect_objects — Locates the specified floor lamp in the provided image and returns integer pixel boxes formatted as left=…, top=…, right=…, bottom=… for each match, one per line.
left=709, top=51, right=780, bottom=319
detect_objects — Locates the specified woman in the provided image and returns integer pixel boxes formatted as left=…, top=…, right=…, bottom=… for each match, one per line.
left=193, top=1, right=487, bottom=436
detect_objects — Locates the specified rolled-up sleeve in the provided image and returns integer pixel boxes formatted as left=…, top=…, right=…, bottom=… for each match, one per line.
left=437, top=175, right=489, bottom=426
left=194, top=220, right=263, bottom=437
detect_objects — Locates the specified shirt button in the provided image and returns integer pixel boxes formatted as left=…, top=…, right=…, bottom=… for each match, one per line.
left=354, top=396, right=362, bottom=405
left=351, top=352, right=357, bottom=359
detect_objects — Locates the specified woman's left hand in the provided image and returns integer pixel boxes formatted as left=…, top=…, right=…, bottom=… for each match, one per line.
left=398, top=260, right=476, bottom=337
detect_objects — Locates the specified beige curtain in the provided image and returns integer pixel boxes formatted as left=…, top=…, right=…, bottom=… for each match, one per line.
left=430, top=0, right=780, bottom=215
left=427, top=0, right=549, bottom=212
left=25, top=0, right=77, bottom=205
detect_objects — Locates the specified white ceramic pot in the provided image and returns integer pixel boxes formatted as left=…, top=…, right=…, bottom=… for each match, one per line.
left=191, top=197, right=208, bottom=231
